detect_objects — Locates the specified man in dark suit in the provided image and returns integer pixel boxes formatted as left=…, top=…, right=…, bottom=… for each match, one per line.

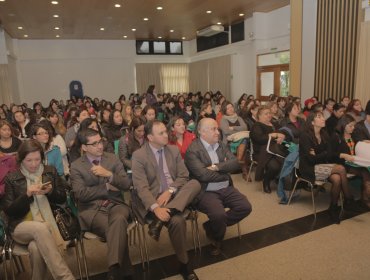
left=70, top=128, right=133, bottom=280
left=353, top=100, right=370, bottom=142
left=185, top=118, right=252, bottom=255
left=132, top=120, right=200, bottom=280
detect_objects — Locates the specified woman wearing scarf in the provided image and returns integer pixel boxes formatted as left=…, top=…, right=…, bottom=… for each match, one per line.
left=0, top=140, right=74, bottom=280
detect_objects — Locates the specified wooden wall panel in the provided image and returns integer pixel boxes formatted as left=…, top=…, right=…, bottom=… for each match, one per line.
left=314, top=0, right=360, bottom=102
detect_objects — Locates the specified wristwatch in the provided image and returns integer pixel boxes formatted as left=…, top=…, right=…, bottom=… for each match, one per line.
left=168, top=188, right=175, bottom=195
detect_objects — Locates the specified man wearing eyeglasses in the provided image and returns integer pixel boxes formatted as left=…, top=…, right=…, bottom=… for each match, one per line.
left=70, top=128, right=133, bottom=280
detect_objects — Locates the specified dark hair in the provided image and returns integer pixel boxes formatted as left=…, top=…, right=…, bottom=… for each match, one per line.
left=311, top=103, right=324, bottom=113
left=119, top=94, right=126, bottom=102
left=17, top=139, right=45, bottom=164
left=30, top=122, right=53, bottom=150
left=221, top=101, right=233, bottom=115
left=333, top=103, right=346, bottom=112
left=347, top=99, right=362, bottom=116
left=109, top=109, right=124, bottom=126
left=142, top=105, right=157, bottom=117
left=144, top=119, right=163, bottom=136
left=38, top=119, right=56, bottom=137
left=284, top=102, right=299, bottom=117
left=304, top=112, right=329, bottom=145
left=324, top=98, right=336, bottom=106
left=77, top=128, right=100, bottom=145
left=80, top=118, right=101, bottom=134
left=335, top=114, right=356, bottom=135
left=129, top=117, right=146, bottom=133
left=0, top=120, right=15, bottom=138
left=146, top=85, right=155, bottom=95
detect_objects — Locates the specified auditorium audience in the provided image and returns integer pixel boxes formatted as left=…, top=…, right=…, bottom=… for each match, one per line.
left=326, top=103, right=346, bottom=136
left=168, top=116, right=196, bottom=159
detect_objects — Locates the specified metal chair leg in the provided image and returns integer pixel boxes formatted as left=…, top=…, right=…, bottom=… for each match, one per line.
left=74, top=239, right=83, bottom=280
left=190, top=214, right=197, bottom=251
left=237, top=222, right=241, bottom=239
left=141, top=225, right=149, bottom=266
left=288, top=178, right=300, bottom=205
left=135, top=222, right=146, bottom=270
left=194, top=212, right=201, bottom=254
left=310, top=182, right=317, bottom=220
left=2, top=245, right=8, bottom=280
left=246, top=162, right=254, bottom=182
left=8, top=246, right=15, bottom=280
left=79, top=237, right=89, bottom=280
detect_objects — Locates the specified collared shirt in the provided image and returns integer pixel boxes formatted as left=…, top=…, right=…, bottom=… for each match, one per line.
left=149, top=144, right=174, bottom=190
left=86, top=154, right=113, bottom=183
left=200, top=138, right=229, bottom=191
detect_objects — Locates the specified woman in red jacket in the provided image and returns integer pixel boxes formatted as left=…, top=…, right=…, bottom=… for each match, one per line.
left=168, top=116, right=196, bottom=159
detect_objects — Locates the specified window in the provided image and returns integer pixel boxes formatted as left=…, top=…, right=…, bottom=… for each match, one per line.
left=136, top=40, right=183, bottom=55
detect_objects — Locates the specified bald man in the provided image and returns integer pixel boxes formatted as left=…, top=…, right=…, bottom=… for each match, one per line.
left=184, top=118, right=252, bottom=255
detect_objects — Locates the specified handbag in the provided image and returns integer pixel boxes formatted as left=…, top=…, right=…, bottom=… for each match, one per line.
left=266, top=136, right=289, bottom=158
left=53, top=205, right=80, bottom=241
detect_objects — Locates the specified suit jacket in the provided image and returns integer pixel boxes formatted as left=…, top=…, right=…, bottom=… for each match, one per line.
left=70, top=152, right=131, bottom=230
left=184, top=138, right=239, bottom=199
left=131, top=143, right=190, bottom=218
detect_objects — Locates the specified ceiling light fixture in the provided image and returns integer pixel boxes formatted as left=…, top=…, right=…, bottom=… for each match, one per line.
left=100, top=27, right=105, bottom=31
left=114, top=4, right=121, bottom=8
left=182, top=37, right=186, bottom=40
left=54, top=27, right=60, bottom=30
left=56, top=35, right=60, bottom=38
left=143, top=18, right=149, bottom=21
left=170, top=29, right=174, bottom=33
left=158, top=36, right=162, bottom=39
left=53, top=14, right=59, bottom=18
left=217, top=22, right=222, bottom=25
left=206, top=10, right=212, bottom=14
left=51, top=1, right=58, bottom=4
left=156, top=6, right=163, bottom=10
left=239, top=13, right=244, bottom=16
left=24, top=34, right=28, bottom=38
left=123, top=35, right=127, bottom=38
left=0, top=0, right=6, bottom=2
left=131, top=28, right=136, bottom=31
left=17, top=26, right=23, bottom=30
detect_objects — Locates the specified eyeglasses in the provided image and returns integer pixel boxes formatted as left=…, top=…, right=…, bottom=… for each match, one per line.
left=85, top=139, right=103, bottom=147
left=36, top=131, right=49, bottom=136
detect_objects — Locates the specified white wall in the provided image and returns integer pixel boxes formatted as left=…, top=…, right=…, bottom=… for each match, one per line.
left=6, top=5, right=291, bottom=106
left=301, top=0, right=317, bottom=103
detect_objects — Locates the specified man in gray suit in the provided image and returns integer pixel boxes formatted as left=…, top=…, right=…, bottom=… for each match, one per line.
left=185, top=118, right=252, bottom=256
left=132, top=120, right=200, bottom=280
left=70, top=128, right=133, bottom=280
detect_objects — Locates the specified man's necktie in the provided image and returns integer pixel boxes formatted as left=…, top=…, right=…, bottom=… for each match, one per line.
left=158, top=149, right=168, bottom=193
left=92, top=160, right=100, bottom=166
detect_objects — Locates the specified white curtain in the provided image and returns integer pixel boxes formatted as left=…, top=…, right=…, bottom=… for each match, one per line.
left=208, top=55, right=231, bottom=100
left=0, top=64, right=12, bottom=105
left=160, top=63, right=189, bottom=93
left=135, top=63, right=162, bottom=94
left=189, top=60, right=208, bottom=94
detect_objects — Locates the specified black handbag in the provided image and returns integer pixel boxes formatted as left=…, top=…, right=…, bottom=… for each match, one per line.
left=266, top=136, right=289, bottom=158
left=53, top=206, right=80, bottom=241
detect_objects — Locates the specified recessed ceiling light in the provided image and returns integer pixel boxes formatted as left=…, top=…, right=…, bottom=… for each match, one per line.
left=131, top=28, right=136, bottom=31
left=239, top=13, right=244, bottom=17
left=8, top=13, right=15, bottom=17
left=123, top=35, right=127, bottom=38
left=170, top=29, right=174, bottom=33
left=156, top=6, right=163, bottom=10
left=100, top=27, right=105, bottom=31
left=158, top=36, right=162, bottom=39
left=206, top=10, right=212, bottom=14
left=114, top=4, right=121, bottom=8
left=217, top=22, right=222, bottom=25
left=51, top=1, right=58, bottom=4
left=56, top=35, right=60, bottom=38
left=143, top=18, right=149, bottom=21
left=53, top=14, right=59, bottom=18
left=54, top=27, right=60, bottom=30
left=0, top=0, right=6, bottom=2
left=182, top=37, right=186, bottom=40
left=17, top=26, right=23, bottom=30
left=24, top=34, right=28, bottom=38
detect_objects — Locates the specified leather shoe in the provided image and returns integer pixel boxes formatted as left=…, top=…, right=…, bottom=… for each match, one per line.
left=203, top=222, right=222, bottom=256
left=263, top=179, right=271, bottom=193
left=179, top=263, right=199, bottom=280
left=148, top=218, right=164, bottom=241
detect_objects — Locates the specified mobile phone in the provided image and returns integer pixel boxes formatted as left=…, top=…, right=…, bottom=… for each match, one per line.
left=41, top=181, right=51, bottom=190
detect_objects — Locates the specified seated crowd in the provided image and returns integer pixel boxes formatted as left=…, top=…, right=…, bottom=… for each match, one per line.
left=0, top=87, right=370, bottom=280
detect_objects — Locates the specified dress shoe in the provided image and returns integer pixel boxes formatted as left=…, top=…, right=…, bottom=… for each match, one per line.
left=179, top=263, right=199, bottom=280
left=344, top=198, right=364, bottom=213
left=203, top=222, right=222, bottom=256
left=148, top=218, right=164, bottom=241
left=327, top=204, right=341, bottom=224
left=263, top=179, right=271, bottom=193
